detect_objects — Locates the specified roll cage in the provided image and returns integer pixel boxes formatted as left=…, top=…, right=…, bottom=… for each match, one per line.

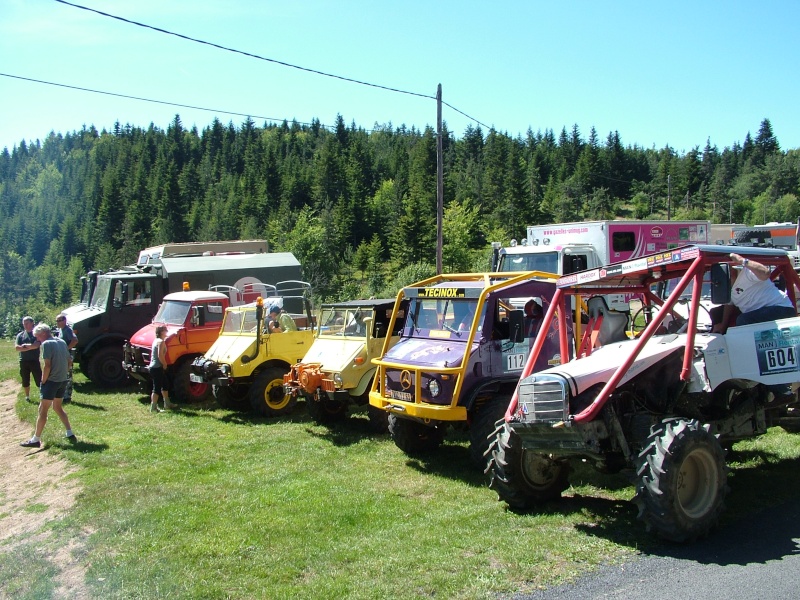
left=507, top=244, right=800, bottom=425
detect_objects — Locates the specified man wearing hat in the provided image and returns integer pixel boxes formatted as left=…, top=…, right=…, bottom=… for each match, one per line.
left=268, top=304, right=297, bottom=333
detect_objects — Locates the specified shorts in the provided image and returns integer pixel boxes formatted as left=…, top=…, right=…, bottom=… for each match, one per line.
left=20, top=361, right=42, bottom=388
left=40, top=380, right=68, bottom=401
left=151, top=367, right=170, bottom=394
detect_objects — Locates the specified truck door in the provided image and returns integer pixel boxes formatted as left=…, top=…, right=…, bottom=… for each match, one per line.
left=110, top=279, right=157, bottom=335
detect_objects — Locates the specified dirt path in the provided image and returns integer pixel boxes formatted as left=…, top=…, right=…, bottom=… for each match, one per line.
left=0, top=380, right=90, bottom=599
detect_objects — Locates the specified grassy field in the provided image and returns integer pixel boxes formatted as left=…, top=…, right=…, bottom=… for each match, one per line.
left=2, top=338, right=800, bottom=599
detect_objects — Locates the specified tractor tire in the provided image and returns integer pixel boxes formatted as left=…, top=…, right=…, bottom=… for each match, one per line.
left=633, top=418, right=728, bottom=542
left=87, top=345, right=128, bottom=388
left=487, top=420, right=570, bottom=509
left=388, top=414, right=444, bottom=455
left=171, top=359, right=211, bottom=404
left=250, top=367, right=296, bottom=417
left=367, top=405, right=389, bottom=434
left=306, top=394, right=348, bottom=424
left=213, top=383, right=249, bottom=410
left=468, top=396, right=510, bottom=470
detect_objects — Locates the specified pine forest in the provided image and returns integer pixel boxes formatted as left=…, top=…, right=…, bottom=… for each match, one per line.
left=1, top=114, right=798, bottom=336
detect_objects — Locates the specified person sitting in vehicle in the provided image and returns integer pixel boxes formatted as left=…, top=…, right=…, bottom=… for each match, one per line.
left=268, top=305, right=297, bottom=333
left=344, top=311, right=367, bottom=336
left=712, top=253, right=797, bottom=405
left=712, top=253, right=796, bottom=334
left=455, top=301, right=478, bottom=332
left=524, top=298, right=543, bottom=339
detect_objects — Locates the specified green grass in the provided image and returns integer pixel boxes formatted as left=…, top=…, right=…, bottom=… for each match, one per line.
left=2, top=338, right=800, bottom=598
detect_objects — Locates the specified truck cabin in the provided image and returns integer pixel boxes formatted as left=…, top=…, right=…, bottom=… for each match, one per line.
left=510, top=244, right=800, bottom=424
left=317, top=299, right=404, bottom=339
left=402, top=285, right=489, bottom=341
left=219, top=281, right=313, bottom=334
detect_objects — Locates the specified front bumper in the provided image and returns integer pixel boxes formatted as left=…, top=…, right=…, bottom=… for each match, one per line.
left=122, top=343, right=150, bottom=382
left=190, top=357, right=233, bottom=386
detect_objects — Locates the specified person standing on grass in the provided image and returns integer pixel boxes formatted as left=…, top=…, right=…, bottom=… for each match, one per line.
left=20, top=323, right=76, bottom=448
left=149, top=325, right=176, bottom=412
left=55, top=314, right=78, bottom=402
left=15, top=316, right=42, bottom=403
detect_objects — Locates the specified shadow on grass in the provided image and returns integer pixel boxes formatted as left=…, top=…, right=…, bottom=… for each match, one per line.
left=59, top=439, right=109, bottom=453
left=303, top=413, right=390, bottom=447
left=62, top=399, right=106, bottom=411
left=403, top=445, right=487, bottom=487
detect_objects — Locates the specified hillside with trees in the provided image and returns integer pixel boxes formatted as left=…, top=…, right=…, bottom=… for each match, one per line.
left=1, top=115, right=798, bottom=335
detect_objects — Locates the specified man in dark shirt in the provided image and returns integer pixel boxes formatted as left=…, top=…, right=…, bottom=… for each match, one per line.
left=14, top=316, right=42, bottom=402
left=55, top=314, right=78, bottom=402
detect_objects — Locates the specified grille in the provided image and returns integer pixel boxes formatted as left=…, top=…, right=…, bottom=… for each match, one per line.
left=517, top=375, right=568, bottom=423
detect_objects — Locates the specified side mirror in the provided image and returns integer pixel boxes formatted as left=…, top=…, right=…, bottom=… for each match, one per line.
left=191, top=306, right=201, bottom=326
left=508, top=309, right=525, bottom=344
left=362, top=316, right=374, bottom=339
left=710, top=263, right=731, bottom=305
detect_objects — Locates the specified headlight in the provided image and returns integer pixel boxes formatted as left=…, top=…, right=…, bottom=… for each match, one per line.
left=428, top=378, right=440, bottom=398
left=333, top=373, right=343, bottom=388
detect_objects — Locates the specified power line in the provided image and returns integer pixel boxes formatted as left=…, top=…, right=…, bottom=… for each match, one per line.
left=52, top=0, right=491, bottom=131
left=54, top=0, right=434, bottom=101
left=0, top=72, right=327, bottom=130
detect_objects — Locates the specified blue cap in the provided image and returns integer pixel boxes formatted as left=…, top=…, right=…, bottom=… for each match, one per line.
left=269, top=305, right=281, bottom=314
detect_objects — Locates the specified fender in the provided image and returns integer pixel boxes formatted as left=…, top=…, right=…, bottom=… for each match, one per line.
left=351, top=368, right=378, bottom=397
left=462, top=375, right=520, bottom=412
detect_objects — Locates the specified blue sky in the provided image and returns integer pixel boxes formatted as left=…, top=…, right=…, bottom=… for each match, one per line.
left=2, top=0, right=798, bottom=154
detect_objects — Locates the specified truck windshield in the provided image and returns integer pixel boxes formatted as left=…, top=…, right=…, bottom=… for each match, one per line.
left=154, top=301, right=191, bottom=325
left=221, top=307, right=259, bottom=334
left=319, top=307, right=369, bottom=337
left=404, top=298, right=482, bottom=338
left=90, top=277, right=111, bottom=309
left=498, top=251, right=559, bottom=273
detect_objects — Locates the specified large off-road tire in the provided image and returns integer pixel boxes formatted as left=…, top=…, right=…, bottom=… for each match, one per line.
left=87, top=345, right=128, bottom=388
left=367, top=405, right=389, bottom=434
left=634, top=418, right=728, bottom=542
left=388, top=414, right=444, bottom=455
left=487, top=420, right=570, bottom=509
left=469, top=396, right=510, bottom=469
left=171, top=359, right=211, bottom=404
left=213, top=383, right=249, bottom=410
left=250, top=367, right=297, bottom=417
left=306, top=393, right=348, bottom=424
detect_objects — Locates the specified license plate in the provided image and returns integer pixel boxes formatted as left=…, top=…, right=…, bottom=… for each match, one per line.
left=387, top=390, right=413, bottom=402
left=189, top=373, right=204, bottom=383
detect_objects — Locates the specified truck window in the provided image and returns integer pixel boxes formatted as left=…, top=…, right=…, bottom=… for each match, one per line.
left=91, top=277, right=111, bottom=309
left=612, top=232, right=636, bottom=252
left=498, top=251, right=559, bottom=274
left=563, top=254, right=588, bottom=274
left=204, top=302, right=224, bottom=324
left=155, top=301, right=191, bottom=325
left=127, top=281, right=152, bottom=306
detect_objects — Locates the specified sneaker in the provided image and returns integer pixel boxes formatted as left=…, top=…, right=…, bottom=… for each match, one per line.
left=150, top=405, right=163, bottom=413
left=20, top=439, right=41, bottom=448
left=66, top=434, right=77, bottom=443
left=25, top=396, right=30, bottom=402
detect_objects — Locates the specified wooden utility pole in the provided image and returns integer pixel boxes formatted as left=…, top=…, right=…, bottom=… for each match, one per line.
left=667, top=174, right=671, bottom=220
left=436, top=84, right=443, bottom=274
